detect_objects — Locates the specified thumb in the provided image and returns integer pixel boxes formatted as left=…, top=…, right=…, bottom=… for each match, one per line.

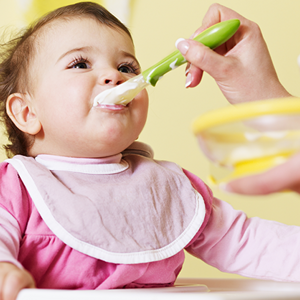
left=223, top=153, right=300, bottom=195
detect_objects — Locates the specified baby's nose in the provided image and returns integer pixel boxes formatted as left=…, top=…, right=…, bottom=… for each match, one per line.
left=99, top=69, right=125, bottom=86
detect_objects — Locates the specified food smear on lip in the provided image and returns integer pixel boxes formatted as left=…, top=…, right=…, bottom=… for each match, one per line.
left=93, top=74, right=148, bottom=107
left=96, top=103, right=128, bottom=110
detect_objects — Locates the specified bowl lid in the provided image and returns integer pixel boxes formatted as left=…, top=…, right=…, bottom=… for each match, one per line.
left=192, top=97, right=300, bottom=134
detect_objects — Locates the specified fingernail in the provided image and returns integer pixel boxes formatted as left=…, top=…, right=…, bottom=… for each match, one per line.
left=185, top=73, right=192, bottom=88
left=185, top=64, right=191, bottom=75
left=219, top=182, right=233, bottom=193
left=175, top=38, right=189, bottom=55
left=175, top=38, right=185, bottom=48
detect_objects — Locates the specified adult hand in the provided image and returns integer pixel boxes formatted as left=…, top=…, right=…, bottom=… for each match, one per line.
left=0, top=262, right=35, bottom=300
left=176, top=3, right=291, bottom=104
left=222, top=152, right=300, bottom=195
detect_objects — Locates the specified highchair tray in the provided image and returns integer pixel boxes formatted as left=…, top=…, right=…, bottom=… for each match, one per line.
left=17, top=278, right=300, bottom=300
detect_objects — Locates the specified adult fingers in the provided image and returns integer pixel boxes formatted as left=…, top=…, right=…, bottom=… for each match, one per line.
left=183, top=3, right=242, bottom=88
left=179, top=4, right=250, bottom=90
left=223, top=153, right=300, bottom=195
left=185, top=63, right=203, bottom=88
left=176, top=39, right=234, bottom=82
left=192, top=3, right=246, bottom=39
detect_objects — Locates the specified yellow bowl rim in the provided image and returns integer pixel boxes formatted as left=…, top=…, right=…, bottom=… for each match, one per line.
left=192, top=97, right=300, bottom=134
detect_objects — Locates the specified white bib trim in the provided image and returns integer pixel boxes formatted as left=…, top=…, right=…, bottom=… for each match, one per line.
left=35, top=156, right=129, bottom=174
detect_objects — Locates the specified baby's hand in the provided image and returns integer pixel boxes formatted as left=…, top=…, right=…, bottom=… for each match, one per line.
left=0, top=262, right=35, bottom=300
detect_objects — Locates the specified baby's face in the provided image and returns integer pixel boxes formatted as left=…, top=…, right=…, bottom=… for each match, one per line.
left=29, top=17, right=148, bottom=157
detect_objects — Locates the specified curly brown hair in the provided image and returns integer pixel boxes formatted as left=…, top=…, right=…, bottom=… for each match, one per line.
left=0, top=1, right=132, bottom=158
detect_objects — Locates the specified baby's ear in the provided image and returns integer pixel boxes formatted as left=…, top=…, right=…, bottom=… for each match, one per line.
left=6, top=93, right=41, bottom=135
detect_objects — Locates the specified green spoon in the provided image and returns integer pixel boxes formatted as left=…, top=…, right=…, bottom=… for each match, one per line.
left=93, top=19, right=240, bottom=106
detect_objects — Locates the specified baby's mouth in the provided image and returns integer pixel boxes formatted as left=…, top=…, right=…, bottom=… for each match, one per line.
left=93, top=75, right=144, bottom=107
left=95, top=102, right=130, bottom=110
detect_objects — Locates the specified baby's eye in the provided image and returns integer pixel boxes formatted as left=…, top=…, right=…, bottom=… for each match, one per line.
left=73, top=62, right=89, bottom=69
left=118, top=65, right=131, bottom=73
left=118, top=62, right=140, bottom=75
left=68, top=56, right=90, bottom=69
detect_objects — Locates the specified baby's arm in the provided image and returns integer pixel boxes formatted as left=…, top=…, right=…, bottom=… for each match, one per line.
left=0, top=207, right=35, bottom=300
left=0, top=262, right=35, bottom=300
left=0, top=162, right=36, bottom=299
left=186, top=197, right=300, bottom=281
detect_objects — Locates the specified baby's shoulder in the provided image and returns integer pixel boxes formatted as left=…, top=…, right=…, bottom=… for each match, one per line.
left=0, top=160, right=32, bottom=224
left=0, top=160, right=21, bottom=186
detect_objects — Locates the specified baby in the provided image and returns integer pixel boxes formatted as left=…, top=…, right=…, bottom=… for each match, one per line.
left=1, top=2, right=300, bottom=300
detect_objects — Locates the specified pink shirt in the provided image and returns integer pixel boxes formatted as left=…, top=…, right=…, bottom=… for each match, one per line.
left=1, top=154, right=300, bottom=289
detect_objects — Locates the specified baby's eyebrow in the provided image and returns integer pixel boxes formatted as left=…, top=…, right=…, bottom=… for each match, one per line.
left=56, top=46, right=95, bottom=63
left=120, top=50, right=141, bottom=67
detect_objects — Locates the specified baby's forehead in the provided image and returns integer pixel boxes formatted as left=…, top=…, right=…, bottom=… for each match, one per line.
left=35, top=17, right=89, bottom=45
left=34, top=16, right=133, bottom=52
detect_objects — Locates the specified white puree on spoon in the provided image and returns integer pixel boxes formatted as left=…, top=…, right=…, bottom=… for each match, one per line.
left=93, top=58, right=179, bottom=107
left=93, top=74, right=147, bottom=106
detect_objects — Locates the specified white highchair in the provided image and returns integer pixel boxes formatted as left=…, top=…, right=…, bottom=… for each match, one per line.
left=17, top=278, right=300, bottom=300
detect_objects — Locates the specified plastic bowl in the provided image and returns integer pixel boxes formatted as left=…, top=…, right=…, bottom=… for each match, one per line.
left=192, top=97, right=300, bottom=185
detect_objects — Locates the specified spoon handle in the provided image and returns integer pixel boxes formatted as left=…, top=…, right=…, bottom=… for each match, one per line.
left=142, top=19, right=240, bottom=86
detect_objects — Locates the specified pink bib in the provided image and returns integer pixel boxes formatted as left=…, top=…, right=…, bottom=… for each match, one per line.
left=7, top=143, right=205, bottom=264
